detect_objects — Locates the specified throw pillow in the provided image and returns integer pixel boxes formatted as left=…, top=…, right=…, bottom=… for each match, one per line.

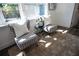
left=10, top=20, right=29, bottom=38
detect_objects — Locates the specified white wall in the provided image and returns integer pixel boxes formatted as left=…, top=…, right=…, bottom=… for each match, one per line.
left=49, top=3, right=75, bottom=28
left=48, top=8, right=57, bottom=25
left=20, top=3, right=75, bottom=28
left=21, top=3, right=51, bottom=31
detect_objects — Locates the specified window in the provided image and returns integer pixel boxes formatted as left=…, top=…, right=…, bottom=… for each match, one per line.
left=39, top=4, right=45, bottom=16
left=39, top=4, right=48, bottom=17
left=22, top=4, right=48, bottom=20
left=0, top=4, right=20, bottom=20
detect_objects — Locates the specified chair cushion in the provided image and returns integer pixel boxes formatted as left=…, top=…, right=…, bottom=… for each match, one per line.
left=18, top=33, right=38, bottom=43
left=15, top=32, right=39, bottom=50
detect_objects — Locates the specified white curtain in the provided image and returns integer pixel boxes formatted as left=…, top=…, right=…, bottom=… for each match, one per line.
left=18, top=4, right=26, bottom=21
left=0, top=9, right=6, bottom=25
left=22, top=4, right=40, bottom=20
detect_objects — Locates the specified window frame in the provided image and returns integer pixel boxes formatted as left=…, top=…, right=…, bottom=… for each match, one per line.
left=0, top=4, right=21, bottom=22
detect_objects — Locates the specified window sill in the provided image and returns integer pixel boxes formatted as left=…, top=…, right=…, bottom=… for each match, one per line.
left=0, top=23, right=8, bottom=27
left=0, top=18, right=20, bottom=27
left=0, top=15, right=50, bottom=27
left=6, top=18, right=20, bottom=22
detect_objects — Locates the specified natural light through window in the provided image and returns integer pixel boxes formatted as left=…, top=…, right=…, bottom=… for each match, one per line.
left=16, top=52, right=24, bottom=56
left=39, top=39, right=47, bottom=43
left=45, top=42, right=52, bottom=48
left=0, top=4, right=20, bottom=19
left=45, top=35, right=52, bottom=39
left=53, top=37, right=57, bottom=41
left=62, top=30, right=68, bottom=34
left=56, top=29, right=68, bottom=34
left=56, top=29, right=64, bottom=32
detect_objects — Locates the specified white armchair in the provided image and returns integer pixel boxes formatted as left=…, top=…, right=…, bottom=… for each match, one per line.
left=15, top=32, right=39, bottom=50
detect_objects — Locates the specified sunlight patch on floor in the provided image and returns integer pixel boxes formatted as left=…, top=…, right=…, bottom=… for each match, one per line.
left=56, top=29, right=64, bottom=33
left=53, top=37, right=57, bottom=41
left=56, top=29, right=68, bottom=34
left=39, top=39, right=47, bottom=43
left=62, top=30, right=68, bottom=34
left=16, top=52, right=24, bottom=56
left=45, top=35, right=52, bottom=39
left=45, top=42, right=52, bottom=48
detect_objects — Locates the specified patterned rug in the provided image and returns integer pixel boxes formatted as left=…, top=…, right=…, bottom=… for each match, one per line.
left=7, top=27, right=79, bottom=56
